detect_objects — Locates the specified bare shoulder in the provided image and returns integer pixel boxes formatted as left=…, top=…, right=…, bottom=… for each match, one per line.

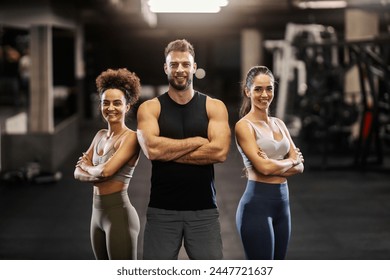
left=137, top=98, right=160, bottom=116
left=205, top=96, right=228, bottom=117
left=122, top=128, right=137, bottom=138
left=235, top=118, right=251, bottom=133
left=206, top=96, right=226, bottom=108
left=94, top=129, right=107, bottom=140
left=116, top=129, right=138, bottom=148
left=87, top=129, right=106, bottom=151
left=272, top=117, right=288, bottom=129
left=272, top=116, right=284, bottom=123
left=139, top=97, right=160, bottom=109
left=126, top=129, right=139, bottom=142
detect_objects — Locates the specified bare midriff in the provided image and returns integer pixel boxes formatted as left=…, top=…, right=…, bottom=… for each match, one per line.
left=93, top=180, right=128, bottom=195
left=247, top=168, right=287, bottom=184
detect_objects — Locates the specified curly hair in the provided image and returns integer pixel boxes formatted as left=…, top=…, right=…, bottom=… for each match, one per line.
left=96, top=68, right=141, bottom=106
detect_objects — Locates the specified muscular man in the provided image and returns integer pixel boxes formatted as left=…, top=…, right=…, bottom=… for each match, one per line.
left=137, top=39, right=231, bottom=259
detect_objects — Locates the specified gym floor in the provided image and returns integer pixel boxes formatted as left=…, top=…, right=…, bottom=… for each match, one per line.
left=0, top=115, right=390, bottom=260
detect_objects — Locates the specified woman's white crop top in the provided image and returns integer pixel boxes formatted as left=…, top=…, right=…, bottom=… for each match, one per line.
left=93, top=137, right=135, bottom=185
left=236, top=118, right=290, bottom=169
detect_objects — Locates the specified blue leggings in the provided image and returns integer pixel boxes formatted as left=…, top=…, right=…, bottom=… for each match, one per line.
left=236, top=180, right=291, bottom=260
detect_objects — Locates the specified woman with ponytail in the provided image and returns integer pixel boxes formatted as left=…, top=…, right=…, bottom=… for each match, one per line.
left=235, top=66, right=304, bottom=260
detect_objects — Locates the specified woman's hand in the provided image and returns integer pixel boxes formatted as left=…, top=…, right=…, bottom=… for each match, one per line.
left=76, top=152, right=93, bottom=171
left=257, top=149, right=268, bottom=159
left=291, top=148, right=304, bottom=166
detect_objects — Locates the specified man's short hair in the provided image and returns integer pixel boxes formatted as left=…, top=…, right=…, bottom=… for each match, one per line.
left=164, top=39, right=195, bottom=59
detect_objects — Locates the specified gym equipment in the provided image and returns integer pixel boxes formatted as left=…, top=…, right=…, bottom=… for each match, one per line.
left=265, top=23, right=390, bottom=171
left=349, top=37, right=390, bottom=168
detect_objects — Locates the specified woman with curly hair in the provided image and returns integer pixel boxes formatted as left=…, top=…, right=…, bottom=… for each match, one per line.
left=74, top=68, right=141, bottom=259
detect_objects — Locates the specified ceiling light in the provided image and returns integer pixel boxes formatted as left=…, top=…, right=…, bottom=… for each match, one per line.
left=294, top=0, right=347, bottom=9
left=141, top=0, right=158, bottom=27
left=147, top=0, right=229, bottom=13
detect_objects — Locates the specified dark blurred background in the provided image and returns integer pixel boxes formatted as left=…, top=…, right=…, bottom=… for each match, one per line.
left=0, top=0, right=390, bottom=260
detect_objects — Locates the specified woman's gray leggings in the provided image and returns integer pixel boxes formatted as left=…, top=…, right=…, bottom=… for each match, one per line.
left=90, top=190, right=140, bottom=259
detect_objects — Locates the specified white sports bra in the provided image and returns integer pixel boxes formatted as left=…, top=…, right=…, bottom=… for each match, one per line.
left=92, top=133, right=135, bottom=185
left=236, top=118, right=290, bottom=169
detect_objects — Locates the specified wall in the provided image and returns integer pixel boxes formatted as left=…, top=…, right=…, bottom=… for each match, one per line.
left=1, top=115, right=79, bottom=173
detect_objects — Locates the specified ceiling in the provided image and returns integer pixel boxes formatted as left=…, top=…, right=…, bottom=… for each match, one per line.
left=2, top=0, right=387, bottom=42
left=1, top=0, right=388, bottom=91
left=57, top=0, right=388, bottom=37
left=66, top=0, right=348, bottom=38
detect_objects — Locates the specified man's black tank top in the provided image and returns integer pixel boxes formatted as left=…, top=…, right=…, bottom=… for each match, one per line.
left=149, top=91, right=217, bottom=211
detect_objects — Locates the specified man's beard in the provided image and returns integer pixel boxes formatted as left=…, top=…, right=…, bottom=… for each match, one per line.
left=168, top=77, right=192, bottom=91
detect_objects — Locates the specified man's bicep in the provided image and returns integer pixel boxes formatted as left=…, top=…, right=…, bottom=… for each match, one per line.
left=137, top=100, right=160, bottom=137
left=207, top=99, right=231, bottom=143
left=136, top=99, right=165, bottom=159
